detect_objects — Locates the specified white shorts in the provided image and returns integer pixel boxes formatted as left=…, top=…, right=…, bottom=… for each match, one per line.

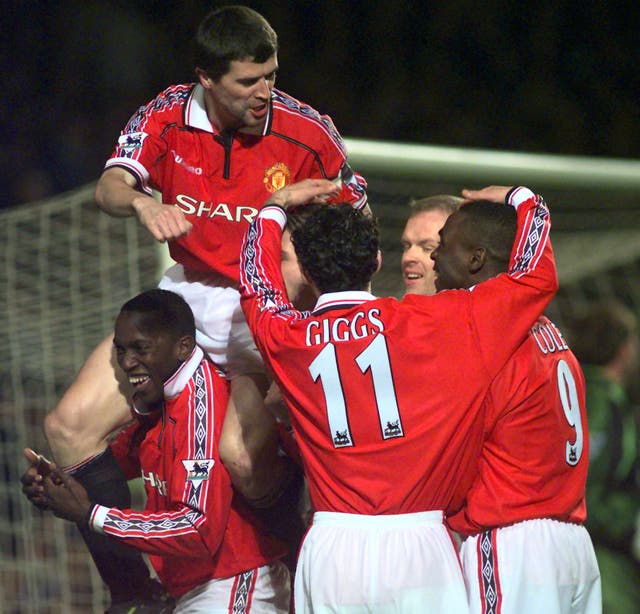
left=158, top=264, right=265, bottom=379
left=460, top=519, right=602, bottom=614
left=173, top=562, right=290, bottom=613
left=294, top=510, right=468, bottom=613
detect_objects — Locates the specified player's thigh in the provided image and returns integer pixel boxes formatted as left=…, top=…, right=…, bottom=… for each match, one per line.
left=45, top=334, right=132, bottom=462
left=159, top=264, right=267, bottom=378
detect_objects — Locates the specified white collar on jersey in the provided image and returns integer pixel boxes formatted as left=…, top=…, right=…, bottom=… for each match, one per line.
left=163, top=345, right=204, bottom=400
left=313, top=291, right=377, bottom=313
left=185, top=84, right=271, bottom=137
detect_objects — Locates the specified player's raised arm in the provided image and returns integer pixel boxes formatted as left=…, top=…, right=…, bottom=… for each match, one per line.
left=95, top=167, right=192, bottom=242
left=265, top=178, right=341, bottom=210
left=430, top=185, right=557, bottom=382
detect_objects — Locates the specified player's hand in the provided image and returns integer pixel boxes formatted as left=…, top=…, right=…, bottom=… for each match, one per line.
left=21, top=448, right=55, bottom=510
left=132, top=195, right=193, bottom=242
left=266, top=179, right=340, bottom=210
left=461, top=186, right=514, bottom=204
left=43, top=469, right=93, bottom=525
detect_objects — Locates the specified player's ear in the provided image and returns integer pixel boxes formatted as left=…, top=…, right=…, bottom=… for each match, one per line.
left=469, top=247, right=487, bottom=274
left=177, top=335, right=196, bottom=361
left=374, top=250, right=382, bottom=275
left=195, top=68, right=212, bottom=88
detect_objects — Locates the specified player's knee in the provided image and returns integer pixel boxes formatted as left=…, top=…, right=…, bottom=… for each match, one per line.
left=44, top=406, right=75, bottom=451
left=44, top=400, right=106, bottom=465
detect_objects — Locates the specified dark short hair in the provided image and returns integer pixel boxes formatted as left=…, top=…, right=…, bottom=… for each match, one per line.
left=571, top=300, right=638, bottom=365
left=193, top=5, right=278, bottom=80
left=455, top=200, right=517, bottom=266
left=291, top=203, right=379, bottom=294
left=119, top=289, right=195, bottom=338
left=286, top=203, right=326, bottom=233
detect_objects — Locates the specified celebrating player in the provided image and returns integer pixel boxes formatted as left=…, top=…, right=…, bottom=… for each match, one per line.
left=238, top=179, right=557, bottom=611
left=401, top=194, right=462, bottom=296
left=39, top=6, right=366, bottom=606
left=23, top=290, right=290, bottom=612
left=434, top=196, right=601, bottom=613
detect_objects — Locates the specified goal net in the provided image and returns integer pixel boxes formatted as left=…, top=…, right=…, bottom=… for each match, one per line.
left=2, top=140, right=639, bottom=612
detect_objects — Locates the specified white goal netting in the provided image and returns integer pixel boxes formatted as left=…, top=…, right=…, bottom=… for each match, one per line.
left=2, top=141, right=639, bottom=612
left=1, top=186, right=159, bottom=613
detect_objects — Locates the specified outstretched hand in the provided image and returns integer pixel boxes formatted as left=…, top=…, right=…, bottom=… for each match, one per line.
left=21, top=448, right=55, bottom=511
left=265, top=179, right=340, bottom=211
left=462, top=186, right=514, bottom=204
left=43, top=469, right=93, bottom=525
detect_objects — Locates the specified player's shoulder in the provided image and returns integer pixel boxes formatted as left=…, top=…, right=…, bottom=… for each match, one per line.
left=145, top=83, right=194, bottom=115
left=270, top=88, right=345, bottom=148
left=200, top=355, right=229, bottom=387
left=125, top=83, right=194, bottom=132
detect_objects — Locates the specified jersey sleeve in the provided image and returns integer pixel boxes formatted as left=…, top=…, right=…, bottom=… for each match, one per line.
left=318, top=119, right=367, bottom=209
left=89, top=366, right=233, bottom=560
left=275, top=91, right=368, bottom=210
left=239, top=205, right=305, bottom=348
left=102, top=85, right=190, bottom=195
left=466, top=187, right=558, bottom=378
left=331, top=162, right=368, bottom=210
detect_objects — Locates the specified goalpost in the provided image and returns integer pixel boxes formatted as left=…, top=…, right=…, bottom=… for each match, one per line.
left=2, top=139, right=639, bottom=612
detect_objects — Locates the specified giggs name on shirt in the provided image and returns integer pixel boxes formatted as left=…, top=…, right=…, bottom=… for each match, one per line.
left=305, top=308, right=384, bottom=346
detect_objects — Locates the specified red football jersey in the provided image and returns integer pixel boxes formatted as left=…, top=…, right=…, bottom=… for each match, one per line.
left=447, top=316, right=589, bottom=535
left=239, top=188, right=558, bottom=515
left=92, top=347, right=283, bottom=597
left=104, top=83, right=367, bottom=278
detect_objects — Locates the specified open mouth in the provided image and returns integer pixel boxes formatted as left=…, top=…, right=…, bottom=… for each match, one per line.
left=404, top=271, right=423, bottom=283
left=129, top=374, right=150, bottom=389
left=250, top=104, right=267, bottom=119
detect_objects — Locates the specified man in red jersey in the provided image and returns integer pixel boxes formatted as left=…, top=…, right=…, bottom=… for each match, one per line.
left=238, top=179, right=557, bottom=612
left=22, top=290, right=290, bottom=612
left=39, top=6, right=365, bottom=606
left=435, top=202, right=601, bottom=613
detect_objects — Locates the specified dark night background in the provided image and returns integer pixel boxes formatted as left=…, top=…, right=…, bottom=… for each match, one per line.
left=2, top=0, right=639, bottom=209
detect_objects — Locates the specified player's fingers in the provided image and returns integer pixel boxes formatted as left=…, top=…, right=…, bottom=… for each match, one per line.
left=20, top=466, right=39, bottom=487
left=153, top=212, right=192, bottom=241
left=44, top=468, right=66, bottom=490
left=23, top=448, right=39, bottom=465
left=43, top=473, right=64, bottom=497
left=461, top=186, right=512, bottom=203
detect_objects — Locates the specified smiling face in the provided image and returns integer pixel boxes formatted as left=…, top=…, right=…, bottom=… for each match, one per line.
left=114, top=311, right=189, bottom=414
left=400, top=209, right=451, bottom=296
left=199, top=55, right=278, bottom=132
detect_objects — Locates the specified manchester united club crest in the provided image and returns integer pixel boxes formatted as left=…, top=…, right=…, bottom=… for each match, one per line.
left=263, top=162, right=291, bottom=193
